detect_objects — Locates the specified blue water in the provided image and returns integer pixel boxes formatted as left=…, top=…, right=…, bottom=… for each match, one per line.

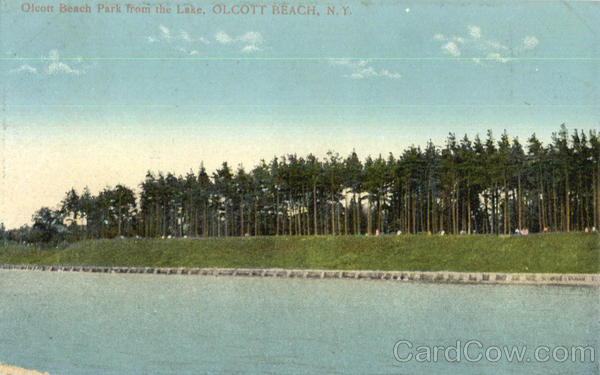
left=0, top=270, right=598, bottom=374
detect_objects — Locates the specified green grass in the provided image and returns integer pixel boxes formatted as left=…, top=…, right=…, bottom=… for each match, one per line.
left=0, top=233, right=598, bottom=273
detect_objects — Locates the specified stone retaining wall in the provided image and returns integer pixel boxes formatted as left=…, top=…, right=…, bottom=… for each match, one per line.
left=0, top=264, right=598, bottom=286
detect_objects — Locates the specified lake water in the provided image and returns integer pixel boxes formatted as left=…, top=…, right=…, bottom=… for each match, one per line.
left=0, top=270, right=598, bottom=374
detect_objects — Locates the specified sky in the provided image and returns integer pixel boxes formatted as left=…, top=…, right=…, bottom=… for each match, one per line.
left=1, top=0, right=599, bottom=228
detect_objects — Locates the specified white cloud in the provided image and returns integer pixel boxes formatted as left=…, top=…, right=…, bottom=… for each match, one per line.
left=349, top=66, right=377, bottom=79
left=239, top=32, right=263, bottom=52
left=330, top=59, right=402, bottom=80
left=483, top=40, right=508, bottom=51
left=180, top=31, right=209, bottom=44
left=147, top=26, right=209, bottom=46
left=241, top=44, right=260, bottom=53
left=180, top=30, right=192, bottom=42
left=159, top=25, right=171, bottom=39
left=216, top=30, right=264, bottom=53
left=468, top=25, right=481, bottom=39
left=239, top=31, right=263, bottom=45
left=379, top=69, right=402, bottom=79
left=434, top=25, right=536, bottom=64
left=523, top=36, right=539, bottom=50
left=44, top=50, right=83, bottom=75
left=348, top=67, right=402, bottom=80
left=147, top=26, right=258, bottom=53
left=11, top=64, right=37, bottom=74
left=443, top=41, right=461, bottom=56
left=190, top=50, right=200, bottom=56
left=10, top=50, right=84, bottom=75
left=215, top=31, right=233, bottom=44
left=48, top=61, right=82, bottom=75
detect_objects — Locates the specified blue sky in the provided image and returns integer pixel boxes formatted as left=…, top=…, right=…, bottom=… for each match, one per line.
left=1, top=0, right=599, bottom=228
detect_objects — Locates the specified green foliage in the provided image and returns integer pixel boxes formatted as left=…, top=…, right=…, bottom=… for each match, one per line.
left=1, top=233, right=597, bottom=274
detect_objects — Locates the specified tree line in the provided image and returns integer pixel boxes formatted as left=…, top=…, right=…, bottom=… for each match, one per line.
left=2, top=125, right=599, bottom=244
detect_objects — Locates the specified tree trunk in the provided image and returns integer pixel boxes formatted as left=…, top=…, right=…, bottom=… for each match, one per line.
left=275, top=192, right=280, bottom=236
left=353, top=193, right=358, bottom=235
left=467, top=183, right=471, bottom=234
left=331, top=192, right=335, bottom=235
left=538, top=168, right=545, bottom=231
left=337, top=203, right=341, bottom=236
left=240, top=203, right=244, bottom=236
left=458, top=183, right=463, bottom=233
left=492, top=189, right=496, bottom=234
left=297, top=203, right=301, bottom=235
left=594, top=168, right=598, bottom=230
left=405, top=193, right=409, bottom=234
left=432, top=193, right=437, bottom=233
left=193, top=207, right=198, bottom=237
left=344, top=196, right=349, bottom=235
left=312, top=183, right=317, bottom=235
left=324, top=206, right=328, bottom=235
left=377, top=194, right=382, bottom=233
left=288, top=202, right=293, bottom=235
left=503, top=170, right=508, bottom=235
left=202, top=202, right=207, bottom=237
left=483, top=194, right=489, bottom=234
left=419, top=193, right=424, bottom=234
left=216, top=208, right=220, bottom=237
left=427, top=181, right=431, bottom=234
left=578, top=176, right=584, bottom=231
left=247, top=206, right=251, bottom=235
left=440, top=194, right=444, bottom=233
left=304, top=193, right=310, bottom=236
left=155, top=202, right=160, bottom=237
left=597, top=162, right=600, bottom=230
left=517, top=173, right=522, bottom=230
left=552, top=175, right=558, bottom=231
left=451, top=178, right=456, bottom=235
left=367, top=197, right=372, bottom=235
left=357, top=194, right=362, bottom=235
left=412, top=193, right=417, bottom=235
left=565, top=167, right=570, bottom=232
left=252, top=198, right=257, bottom=236
left=225, top=205, right=229, bottom=237
left=231, top=204, right=235, bottom=237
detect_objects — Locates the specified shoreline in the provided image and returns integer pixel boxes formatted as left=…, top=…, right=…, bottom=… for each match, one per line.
left=1, top=264, right=598, bottom=286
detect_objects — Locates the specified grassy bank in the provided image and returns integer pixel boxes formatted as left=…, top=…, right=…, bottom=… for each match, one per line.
left=0, top=233, right=598, bottom=273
